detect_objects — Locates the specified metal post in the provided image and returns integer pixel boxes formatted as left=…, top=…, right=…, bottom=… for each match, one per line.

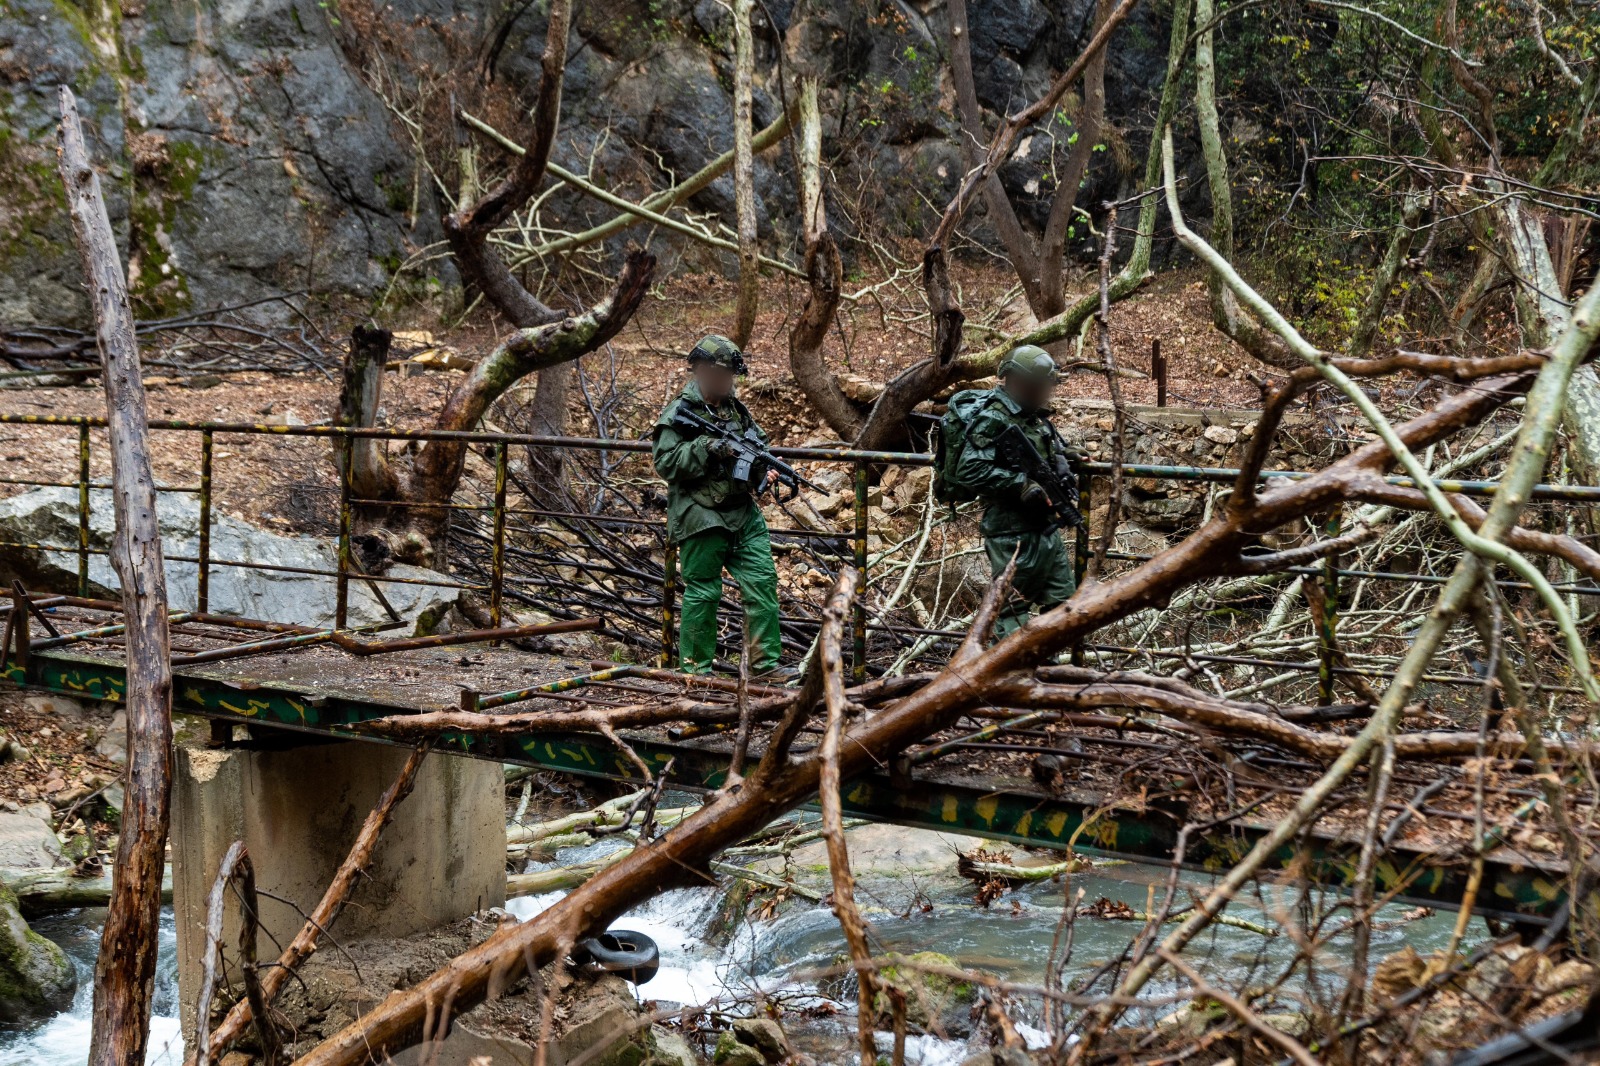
left=661, top=542, right=678, bottom=668
left=76, top=424, right=90, bottom=598
left=490, top=441, right=508, bottom=631
left=198, top=429, right=213, bottom=613
left=1072, top=463, right=1091, bottom=666
left=1152, top=339, right=1167, bottom=407
left=1318, top=507, right=1341, bottom=706
left=853, top=462, right=868, bottom=682
left=335, top=434, right=353, bottom=630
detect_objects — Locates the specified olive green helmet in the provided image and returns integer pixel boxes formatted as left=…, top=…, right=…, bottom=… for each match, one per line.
left=688, top=334, right=749, bottom=376
left=997, top=344, right=1058, bottom=382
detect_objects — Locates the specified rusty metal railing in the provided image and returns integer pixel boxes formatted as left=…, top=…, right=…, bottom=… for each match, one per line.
left=0, top=412, right=1595, bottom=691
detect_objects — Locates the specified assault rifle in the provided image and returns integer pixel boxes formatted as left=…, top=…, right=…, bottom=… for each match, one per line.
left=994, top=423, right=1083, bottom=532
left=671, top=406, right=825, bottom=503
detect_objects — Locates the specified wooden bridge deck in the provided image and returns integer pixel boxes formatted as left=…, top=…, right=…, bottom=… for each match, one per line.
left=0, top=599, right=1574, bottom=925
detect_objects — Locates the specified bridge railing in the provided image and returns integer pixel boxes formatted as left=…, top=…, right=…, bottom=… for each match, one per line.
left=0, top=413, right=1594, bottom=694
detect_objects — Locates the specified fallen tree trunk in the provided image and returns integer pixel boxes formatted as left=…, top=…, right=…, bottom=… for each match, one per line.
left=1, top=866, right=174, bottom=915
left=986, top=675, right=1558, bottom=761
left=294, top=340, right=1568, bottom=1066
left=58, top=85, right=176, bottom=1066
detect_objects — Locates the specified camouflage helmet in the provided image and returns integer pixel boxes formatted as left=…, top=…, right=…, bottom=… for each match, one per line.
left=688, top=334, right=749, bottom=376
left=997, top=344, right=1058, bottom=382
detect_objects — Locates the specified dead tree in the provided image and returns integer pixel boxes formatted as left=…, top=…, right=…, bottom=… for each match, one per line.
left=786, top=78, right=861, bottom=441
left=854, top=0, right=1137, bottom=451
left=947, top=0, right=1114, bottom=326
left=729, top=0, right=761, bottom=348
left=58, top=86, right=175, bottom=1066
left=1191, top=0, right=1296, bottom=370
left=341, top=0, right=656, bottom=567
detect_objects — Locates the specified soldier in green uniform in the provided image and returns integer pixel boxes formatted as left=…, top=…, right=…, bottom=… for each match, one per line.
left=950, top=345, right=1079, bottom=638
left=652, top=335, right=795, bottom=679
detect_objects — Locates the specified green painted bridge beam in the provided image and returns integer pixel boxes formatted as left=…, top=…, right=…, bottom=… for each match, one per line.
left=3, top=650, right=1579, bottom=924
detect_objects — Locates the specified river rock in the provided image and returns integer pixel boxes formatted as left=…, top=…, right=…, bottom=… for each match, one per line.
left=21, top=695, right=90, bottom=721
left=730, top=1017, right=790, bottom=1062
left=0, top=488, right=455, bottom=631
left=0, top=881, right=77, bottom=1020
left=648, top=1026, right=699, bottom=1066
left=712, top=1030, right=767, bottom=1066
left=0, top=803, right=65, bottom=870
left=876, top=950, right=979, bottom=1036
left=786, top=823, right=980, bottom=879
left=959, top=1050, right=1034, bottom=1066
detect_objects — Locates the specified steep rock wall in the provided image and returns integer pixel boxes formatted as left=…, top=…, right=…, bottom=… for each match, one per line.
left=1, top=0, right=1169, bottom=326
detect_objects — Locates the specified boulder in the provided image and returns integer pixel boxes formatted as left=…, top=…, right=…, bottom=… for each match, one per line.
left=0, top=488, right=455, bottom=631
left=553, top=972, right=654, bottom=1066
left=22, top=695, right=90, bottom=722
left=911, top=549, right=993, bottom=614
left=784, top=823, right=978, bottom=883
left=712, top=1030, right=767, bottom=1066
left=0, top=803, right=65, bottom=870
left=1121, top=489, right=1201, bottom=531
left=876, top=950, right=980, bottom=1036
left=97, top=783, right=125, bottom=828
left=95, top=709, right=128, bottom=767
left=730, top=1017, right=790, bottom=1062
left=0, top=881, right=77, bottom=1020
left=647, top=1026, right=700, bottom=1066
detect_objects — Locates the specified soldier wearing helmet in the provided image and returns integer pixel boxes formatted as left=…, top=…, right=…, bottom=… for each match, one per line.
left=948, top=344, right=1080, bottom=637
left=651, top=335, right=794, bottom=680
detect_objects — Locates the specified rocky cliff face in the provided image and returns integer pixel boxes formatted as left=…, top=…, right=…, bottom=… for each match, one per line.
left=1, top=0, right=437, bottom=324
left=1, top=0, right=1167, bottom=327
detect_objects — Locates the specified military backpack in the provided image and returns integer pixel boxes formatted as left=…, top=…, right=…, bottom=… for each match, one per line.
left=931, top=389, right=996, bottom=504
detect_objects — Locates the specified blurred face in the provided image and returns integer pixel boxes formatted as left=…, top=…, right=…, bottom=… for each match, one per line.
left=1003, top=372, right=1056, bottom=413
left=693, top=362, right=737, bottom=403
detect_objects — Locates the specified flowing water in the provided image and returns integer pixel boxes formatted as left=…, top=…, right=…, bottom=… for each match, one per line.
left=0, top=838, right=1474, bottom=1066
left=0, top=907, right=184, bottom=1066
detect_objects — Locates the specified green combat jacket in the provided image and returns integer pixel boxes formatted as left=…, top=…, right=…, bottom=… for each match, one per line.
left=951, top=387, right=1071, bottom=537
left=651, top=380, right=770, bottom=541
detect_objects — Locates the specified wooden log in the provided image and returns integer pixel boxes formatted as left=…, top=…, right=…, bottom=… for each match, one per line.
left=58, top=86, right=176, bottom=1066
left=0, top=866, right=174, bottom=914
left=957, top=856, right=1097, bottom=885
left=729, top=0, right=759, bottom=347
left=816, top=570, right=877, bottom=1066
left=506, top=853, right=624, bottom=897
left=334, top=325, right=396, bottom=501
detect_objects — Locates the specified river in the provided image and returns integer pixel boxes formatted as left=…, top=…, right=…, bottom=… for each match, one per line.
left=0, top=841, right=1475, bottom=1066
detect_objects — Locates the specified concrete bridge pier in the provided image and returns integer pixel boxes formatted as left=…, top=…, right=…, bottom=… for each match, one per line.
left=171, top=738, right=506, bottom=1042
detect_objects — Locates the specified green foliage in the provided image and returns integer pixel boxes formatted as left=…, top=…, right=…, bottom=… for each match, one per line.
left=1201, top=0, right=1597, bottom=346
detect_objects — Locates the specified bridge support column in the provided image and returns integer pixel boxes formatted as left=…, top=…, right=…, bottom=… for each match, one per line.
left=171, top=739, right=505, bottom=1042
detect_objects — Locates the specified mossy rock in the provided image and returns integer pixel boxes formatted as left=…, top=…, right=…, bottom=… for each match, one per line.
left=712, top=1030, right=766, bottom=1066
left=0, top=881, right=77, bottom=1020
left=875, top=951, right=979, bottom=1036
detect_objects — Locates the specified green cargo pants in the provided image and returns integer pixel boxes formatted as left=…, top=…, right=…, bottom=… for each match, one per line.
left=677, top=516, right=783, bottom=674
left=984, top=528, right=1078, bottom=639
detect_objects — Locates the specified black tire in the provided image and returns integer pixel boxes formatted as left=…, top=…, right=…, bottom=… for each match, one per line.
left=573, top=929, right=660, bottom=985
